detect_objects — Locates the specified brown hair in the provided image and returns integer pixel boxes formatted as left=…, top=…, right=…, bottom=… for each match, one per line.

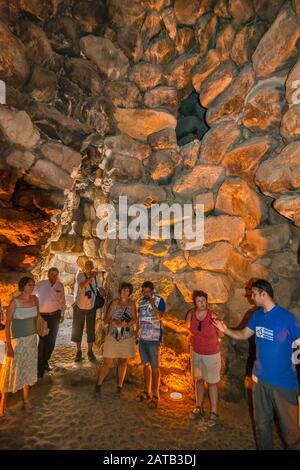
left=119, top=282, right=133, bottom=296
left=192, top=290, right=208, bottom=305
left=18, top=276, right=35, bottom=292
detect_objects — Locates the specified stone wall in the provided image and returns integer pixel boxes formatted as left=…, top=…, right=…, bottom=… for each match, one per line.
left=1, top=0, right=300, bottom=399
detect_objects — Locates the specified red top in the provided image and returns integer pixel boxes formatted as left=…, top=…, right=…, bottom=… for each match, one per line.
left=188, top=308, right=220, bottom=355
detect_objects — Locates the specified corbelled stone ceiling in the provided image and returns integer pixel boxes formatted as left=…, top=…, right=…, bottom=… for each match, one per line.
left=0, top=0, right=300, bottom=397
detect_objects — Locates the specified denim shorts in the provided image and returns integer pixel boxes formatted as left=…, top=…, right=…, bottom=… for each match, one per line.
left=139, top=340, right=160, bottom=369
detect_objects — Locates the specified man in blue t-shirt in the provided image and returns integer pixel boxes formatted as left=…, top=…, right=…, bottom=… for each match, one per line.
left=136, top=281, right=166, bottom=409
left=213, top=279, right=300, bottom=450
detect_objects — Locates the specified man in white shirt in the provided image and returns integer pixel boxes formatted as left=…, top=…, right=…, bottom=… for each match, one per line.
left=71, top=260, right=105, bottom=362
left=34, top=267, right=66, bottom=378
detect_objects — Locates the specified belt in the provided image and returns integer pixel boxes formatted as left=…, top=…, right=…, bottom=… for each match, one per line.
left=40, top=310, right=61, bottom=315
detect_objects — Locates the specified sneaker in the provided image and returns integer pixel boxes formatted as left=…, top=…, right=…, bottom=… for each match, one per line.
left=191, top=406, right=205, bottom=420
left=88, top=351, right=97, bottom=362
left=94, top=383, right=102, bottom=398
left=74, top=351, right=83, bottom=362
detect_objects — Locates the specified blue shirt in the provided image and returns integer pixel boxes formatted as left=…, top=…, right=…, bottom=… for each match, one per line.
left=247, top=304, right=300, bottom=390
left=138, top=295, right=166, bottom=342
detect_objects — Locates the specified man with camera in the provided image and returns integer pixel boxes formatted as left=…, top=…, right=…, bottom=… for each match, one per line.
left=71, top=260, right=105, bottom=363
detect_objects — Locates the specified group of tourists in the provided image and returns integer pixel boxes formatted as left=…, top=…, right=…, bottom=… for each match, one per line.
left=0, top=258, right=299, bottom=450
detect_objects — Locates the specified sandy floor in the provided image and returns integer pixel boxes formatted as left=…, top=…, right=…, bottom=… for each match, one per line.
left=0, top=320, right=283, bottom=450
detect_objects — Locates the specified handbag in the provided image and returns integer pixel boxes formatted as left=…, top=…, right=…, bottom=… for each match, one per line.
left=37, top=313, right=49, bottom=337
left=86, top=274, right=105, bottom=309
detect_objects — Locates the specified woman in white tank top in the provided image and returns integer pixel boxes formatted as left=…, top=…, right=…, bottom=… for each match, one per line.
left=0, top=276, right=39, bottom=419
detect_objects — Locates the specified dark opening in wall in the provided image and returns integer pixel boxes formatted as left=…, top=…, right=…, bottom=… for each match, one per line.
left=176, top=91, right=209, bottom=147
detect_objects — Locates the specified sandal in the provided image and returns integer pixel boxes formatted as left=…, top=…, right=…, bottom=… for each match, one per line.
left=137, top=391, right=150, bottom=402
left=191, top=406, right=205, bottom=421
left=207, top=411, right=218, bottom=427
left=148, top=396, right=159, bottom=409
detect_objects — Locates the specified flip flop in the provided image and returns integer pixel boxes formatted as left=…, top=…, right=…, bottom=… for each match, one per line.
left=207, top=411, right=219, bottom=427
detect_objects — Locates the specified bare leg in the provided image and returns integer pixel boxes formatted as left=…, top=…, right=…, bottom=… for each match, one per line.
left=117, top=359, right=128, bottom=388
left=0, top=391, right=7, bottom=417
left=144, top=363, right=151, bottom=395
left=76, top=342, right=82, bottom=353
left=23, top=385, right=33, bottom=412
left=152, top=367, right=160, bottom=399
left=208, top=382, right=218, bottom=414
left=97, top=358, right=114, bottom=385
left=195, top=378, right=205, bottom=408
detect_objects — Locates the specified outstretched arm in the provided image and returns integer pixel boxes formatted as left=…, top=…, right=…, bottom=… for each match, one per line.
left=212, top=317, right=255, bottom=341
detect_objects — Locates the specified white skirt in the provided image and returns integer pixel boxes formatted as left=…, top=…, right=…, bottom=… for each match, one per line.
left=0, top=334, right=38, bottom=393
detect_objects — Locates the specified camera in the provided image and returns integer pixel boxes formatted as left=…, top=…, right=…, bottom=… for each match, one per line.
left=85, top=290, right=92, bottom=299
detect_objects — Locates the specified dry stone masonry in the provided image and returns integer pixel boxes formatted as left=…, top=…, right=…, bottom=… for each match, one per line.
left=0, top=0, right=300, bottom=399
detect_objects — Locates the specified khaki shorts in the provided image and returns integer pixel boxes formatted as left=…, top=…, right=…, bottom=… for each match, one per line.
left=191, top=350, right=221, bottom=384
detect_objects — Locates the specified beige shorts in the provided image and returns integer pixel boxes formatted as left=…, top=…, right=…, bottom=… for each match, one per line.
left=191, top=350, right=221, bottom=384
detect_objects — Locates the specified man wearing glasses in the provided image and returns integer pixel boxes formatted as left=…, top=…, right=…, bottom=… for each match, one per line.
left=185, top=290, right=223, bottom=427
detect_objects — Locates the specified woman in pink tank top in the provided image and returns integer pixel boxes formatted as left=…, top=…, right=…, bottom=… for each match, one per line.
left=185, top=290, right=223, bottom=427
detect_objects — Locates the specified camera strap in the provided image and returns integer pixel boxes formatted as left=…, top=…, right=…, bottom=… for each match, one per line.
left=84, top=273, right=97, bottom=295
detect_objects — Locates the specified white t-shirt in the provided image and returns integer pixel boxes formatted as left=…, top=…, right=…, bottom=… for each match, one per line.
left=74, top=272, right=102, bottom=310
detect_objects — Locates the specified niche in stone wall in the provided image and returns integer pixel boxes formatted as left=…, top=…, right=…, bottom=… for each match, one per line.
left=175, top=91, right=209, bottom=146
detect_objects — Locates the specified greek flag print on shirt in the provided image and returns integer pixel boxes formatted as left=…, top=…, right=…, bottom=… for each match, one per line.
left=138, top=295, right=166, bottom=342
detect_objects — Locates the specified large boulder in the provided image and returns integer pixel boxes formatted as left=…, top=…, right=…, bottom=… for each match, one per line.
left=104, top=81, right=142, bottom=108
left=216, top=24, right=235, bottom=61
left=285, top=56, right=300, bottom=106
left=104, top=134, right=151, bottom=162
left=72, top=0, right=107, bottom=33
left=164, top=53, right=201, bottom=92
left=117, top=27, right=143, bottom=62
left=199, top=61, right=237, bottom=108
left=0, top=108, right=40, bottom=149
left=176, top=27, right=196, bottom=55
left=143, top=37, right=176, bottom=64
left=0, top=21, right=30, bottom=86
left=147, top=150, right=181, bottom=183
left=20, top=20, right=54, bottom=67
left=105, top=153, right=144, bottom=181
left=110, top=182, right=167, bottom=205
left=144, top=86, right=179, bottom=114
left=243, top=77, right=286, bottom=132
left=273, top=194, right=300, bottom=225
left=25, top=159, right=73, bottom=190
left=255, top=141, right=300, bottom=196
left=215, top=179, right=268, bottom=229
left=129, top=62, right=162, bottom=91
left=230, top=23, right=266, bottom=67
left=79, top=36, right=129, bottom=80
left=228, top=0, right=255, bottom=23
left=114, top=108, right=176, bottom=142
left=200, top=119, right=241, bottom=164
left=192, top=49, right=220, bottom=93
left=40, top=142, right=82, bottom=175
left=252, top=3, right=300, bottom=78
left=175, top=270, right=232, bottom=303
left=206, top=64, right=255, bottom=124
left=65, top=58, right=103, bottom=96
left=174, top=0, right=212, bottom=26
left=241, top=224, right=291, bottom=258
left=195, top=13, right=218, bottom=58
left=222, top=137, right=275, bottom=186
left=281, top=105, right=300, bottom=140
left=173, top=165, right=224, bottom=197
